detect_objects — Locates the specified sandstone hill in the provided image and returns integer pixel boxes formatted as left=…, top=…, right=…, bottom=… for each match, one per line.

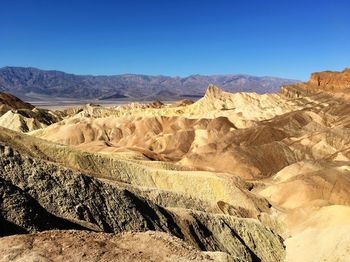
left=0, top=135, right=285, bottom=262
left=309, top=68, right=350, bottom=91
left=0, top=69, right=350, bottom=262
left=0, top=91, right=62, bottom=132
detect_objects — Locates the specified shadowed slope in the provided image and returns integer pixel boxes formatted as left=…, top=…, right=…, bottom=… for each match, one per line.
left=0, top=141, right=285, bottom=261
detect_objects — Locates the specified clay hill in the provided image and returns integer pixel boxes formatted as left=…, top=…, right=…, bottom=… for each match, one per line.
left=0, top=66, right=298, bottom=101
left=0, top=91, right=62, bottom=132
left=0, top=68, right=350, bottom=262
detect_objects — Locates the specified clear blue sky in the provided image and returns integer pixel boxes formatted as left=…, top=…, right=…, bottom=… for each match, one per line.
left=1, top=0, right=349, bottom=80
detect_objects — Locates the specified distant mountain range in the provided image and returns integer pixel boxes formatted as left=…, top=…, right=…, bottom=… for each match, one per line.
left=0, top=67, right=299, bottom=101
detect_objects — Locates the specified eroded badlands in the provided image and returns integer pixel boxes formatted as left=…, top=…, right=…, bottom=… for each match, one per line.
left=1, top=69, right=350, bottom=261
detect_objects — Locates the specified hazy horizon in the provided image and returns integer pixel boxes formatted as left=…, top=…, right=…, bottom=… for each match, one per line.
left=0, top=65, right=302, bottom=80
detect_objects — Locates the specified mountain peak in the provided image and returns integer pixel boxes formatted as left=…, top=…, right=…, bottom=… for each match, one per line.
left=204, top=84, right=223, bottom=99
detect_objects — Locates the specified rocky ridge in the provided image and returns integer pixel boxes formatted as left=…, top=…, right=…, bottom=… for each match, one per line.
left=0, top=142, right=285, bottom=261
left=0, top=66, right=298, bottom=100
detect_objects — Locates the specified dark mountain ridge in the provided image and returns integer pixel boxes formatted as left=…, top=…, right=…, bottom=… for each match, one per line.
left=0, top=66, right=299, bottom=100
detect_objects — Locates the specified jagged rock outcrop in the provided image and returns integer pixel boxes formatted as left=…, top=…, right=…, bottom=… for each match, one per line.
left=0, top=127, right=272, bottom=218
left=0, top=144, right=183, bottom=235
left=281, top=68, right=350, bottom=100
left=309, top=68, right=350, bottom=91
left=171, top=209, right=285, bottom=262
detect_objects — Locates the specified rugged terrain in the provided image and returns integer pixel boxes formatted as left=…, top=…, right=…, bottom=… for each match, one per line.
left=0, top=69, right=349, bottom=261
left=0, top=67, right=298, bottom=101
left=0, top=92, right=62, bottom=132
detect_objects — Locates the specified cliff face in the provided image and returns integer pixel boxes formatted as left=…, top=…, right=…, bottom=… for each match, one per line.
left=280, top=68, right=350, bottom=100
left=308, top=68, right=350, bottom=91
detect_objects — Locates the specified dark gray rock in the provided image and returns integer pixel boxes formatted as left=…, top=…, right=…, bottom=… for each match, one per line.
left=0, top=177, right=89, bottom=236
left=0, top=144, right=182, bottom=236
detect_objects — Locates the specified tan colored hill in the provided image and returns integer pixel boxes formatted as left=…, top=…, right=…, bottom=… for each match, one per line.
left=56, top=84, right=302, bottom=129
left=30, top=85, right=308, bottom=179
left=0, top=230, right=234, bottom=262
left=30, top=82, right=350, bottom=180
left=0, top=108, right=62, bottom=132
left=0, top=92, right=63, bottom=132
left=0, top=136, right=285, bottom=262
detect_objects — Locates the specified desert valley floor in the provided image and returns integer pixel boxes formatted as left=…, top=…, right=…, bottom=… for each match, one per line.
left=0, top=69, right=350, bottom=261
